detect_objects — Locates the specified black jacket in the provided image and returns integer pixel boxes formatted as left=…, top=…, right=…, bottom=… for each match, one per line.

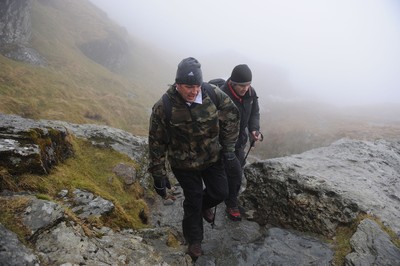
left=220, top=79, right=260, bottom=150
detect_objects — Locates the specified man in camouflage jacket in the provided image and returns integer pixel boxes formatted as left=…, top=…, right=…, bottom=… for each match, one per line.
left=148, top=57, right=240, bottom=259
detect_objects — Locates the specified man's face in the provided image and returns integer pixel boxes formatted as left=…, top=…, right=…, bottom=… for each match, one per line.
left=176, top=84, right=201, bottom=102
left=232, top=82, right=251, bottom=97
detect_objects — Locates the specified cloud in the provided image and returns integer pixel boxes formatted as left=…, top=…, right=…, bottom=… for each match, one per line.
left=90, top=0, right=400, bottom=105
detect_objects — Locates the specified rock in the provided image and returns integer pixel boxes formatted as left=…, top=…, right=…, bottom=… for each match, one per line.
left=345, top=219, right=400, bottom=266
left=34, top=221, right=164, bottom=265
left=70, top=189, right=114, bottom=219
left=113, top=163, right=136, bottom=185
left=22, top=196, right=64, bottom=235
left=197, top=227, right=334, bottom=266
left=0, top=114, right=73, bottom=175
left=0, top=0, right=46, bottom=65
left=42, top=118, right=147, bottom=163
left=242, top=138, right=400, bottom=237
left=0, top=223, right=40, bottom=266
left=0, top=0, right=32, bottom=44
left=79, top=33, right=132, bottom=73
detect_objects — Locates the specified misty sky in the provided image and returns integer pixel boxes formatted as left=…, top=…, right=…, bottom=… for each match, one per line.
left=89, top=0, right=400, bottom=106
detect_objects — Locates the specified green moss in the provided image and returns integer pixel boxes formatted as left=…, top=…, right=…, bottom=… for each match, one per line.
left=35, top=193, right=51, bottom=201
left=0, top=197, right=32, bottom=246
left=16, top=136, right=148, bottom=230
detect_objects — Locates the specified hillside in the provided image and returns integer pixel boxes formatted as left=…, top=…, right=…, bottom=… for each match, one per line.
left=0, top=0, right=173, bottom=136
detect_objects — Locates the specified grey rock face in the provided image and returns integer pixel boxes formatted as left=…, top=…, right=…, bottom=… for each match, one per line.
left=0, top=43, right=46, bottom=65
left=79, top=34, right=132, bottom=73
left=43, top=118, right=147, bottom=162
left=22, top=196, right=64, bottom=234
left=0, top=0, right=46, bottom=65
left=113, top=162, right=137, bottom=185
left=202, top=227, right=334, bottom=266
left=70, top=189, right=114, bottom=219
left=0, top=0, right=32, bottom=44
left=34, top=221, right=166, bottom=265
left=345, top=219, right=400, bottom=266
left=242, top=138, right=400, bottom=237
left=0, top=223, right=39, bottom=266
left=0, top=114, right=73, bottom=175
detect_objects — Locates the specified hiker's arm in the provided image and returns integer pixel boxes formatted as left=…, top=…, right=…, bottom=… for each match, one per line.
left=148, top=100, right=168, bottom=178
left=248, top=89, right=260, bottom=135
left=216, top=90, right=240, bottom=153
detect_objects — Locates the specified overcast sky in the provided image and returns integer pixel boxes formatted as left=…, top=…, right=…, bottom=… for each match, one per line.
left=89, top=0, right=400, bottom=106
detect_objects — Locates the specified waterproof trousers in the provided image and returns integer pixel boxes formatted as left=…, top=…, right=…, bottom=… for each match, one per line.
left=172, top=160, right=228, bottom=245
left=224, top=147, right=245, bottom=208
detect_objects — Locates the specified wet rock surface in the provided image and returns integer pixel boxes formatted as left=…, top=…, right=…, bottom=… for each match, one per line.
left=345, top=219, right=400, bottom=266
left=242, top=138, right=400, bottom=238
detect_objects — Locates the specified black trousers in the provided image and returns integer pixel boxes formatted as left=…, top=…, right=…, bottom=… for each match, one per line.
left=225, top=147, right=245, bottom=208
left=172, top=160, right=228, bottom=244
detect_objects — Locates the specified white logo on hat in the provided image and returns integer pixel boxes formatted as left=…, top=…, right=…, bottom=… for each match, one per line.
left=188, top=71, right=194, bottom=76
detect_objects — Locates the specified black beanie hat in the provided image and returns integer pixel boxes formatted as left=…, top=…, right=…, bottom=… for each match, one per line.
left=175, top=57, right=203, bottom=85
left=230, top=64, right=252, bottom=84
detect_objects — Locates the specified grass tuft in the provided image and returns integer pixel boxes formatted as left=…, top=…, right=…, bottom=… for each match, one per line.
left=10, top=136, right=149, bottom=231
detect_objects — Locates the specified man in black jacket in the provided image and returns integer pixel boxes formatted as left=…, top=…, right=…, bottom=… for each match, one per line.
left=218, top=64, right=262, bottom=221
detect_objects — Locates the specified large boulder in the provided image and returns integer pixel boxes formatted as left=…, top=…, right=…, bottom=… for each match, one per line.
left=242, top=138, right=400, bottom=237
left=0, top=114, right=73, bottom=175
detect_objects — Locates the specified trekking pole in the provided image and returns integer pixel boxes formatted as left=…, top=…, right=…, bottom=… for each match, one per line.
left=211, top=205, right=217, bottom=229
left=243, top=140, right=255, bottom=164
left=243, top=132, right=263, bottom=165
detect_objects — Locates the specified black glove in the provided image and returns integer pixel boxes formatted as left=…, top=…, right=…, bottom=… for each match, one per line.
left=153, top=175, right=171, bottom=198
left=223, top=152, right=242, bottom=177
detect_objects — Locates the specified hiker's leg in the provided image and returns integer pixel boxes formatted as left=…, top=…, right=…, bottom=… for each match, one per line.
left=236, top=146, right=246, bottom=167
left=235, top=147, right=246, bottom=194
left=202, top=160, right=228, bottom=209
left=224, top=170, right=242, bottom=208
left=223, top=149, right=244, bottom=208
left=173, top=169, right=204, bottom=244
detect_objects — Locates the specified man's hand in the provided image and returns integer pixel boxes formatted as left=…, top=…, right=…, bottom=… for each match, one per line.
left=153, top=175, right=171, bottom=198
left=250, top=131, right=263, bottom=143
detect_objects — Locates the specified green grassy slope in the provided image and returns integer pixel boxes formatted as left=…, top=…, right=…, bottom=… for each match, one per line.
left=0, top=0, right=170, bottom=135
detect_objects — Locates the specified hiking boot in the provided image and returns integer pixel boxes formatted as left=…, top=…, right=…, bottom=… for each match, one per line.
left=202, top=208, right=215, bottom=223
left=188, top=243, right=202, bottom=259
left=226, top=207, right=242, bottom=221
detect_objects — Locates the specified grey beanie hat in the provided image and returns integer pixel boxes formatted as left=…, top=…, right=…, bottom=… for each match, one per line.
left=230, top=64, right=252, bottom=84
left=175, top=57, right=203, bottom=85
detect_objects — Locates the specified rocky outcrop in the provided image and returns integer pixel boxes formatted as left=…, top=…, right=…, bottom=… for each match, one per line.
left=0, top=223, right=40, bottom=266
left=0, top=114, right=399, bottom=265
left=345, top=219, right=400, bottom=266
left=0, top=114, right=73, bottom=175
left=242, top=138, right=400, bottom=239
left=79, top=33, right=133, bottom=73
left=0, top=0, right=45, bottom=65
left=0, top=0, right=31, bottom=44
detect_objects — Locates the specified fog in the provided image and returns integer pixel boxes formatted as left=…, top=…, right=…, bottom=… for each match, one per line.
left=89, top=0, right=400, bottom=106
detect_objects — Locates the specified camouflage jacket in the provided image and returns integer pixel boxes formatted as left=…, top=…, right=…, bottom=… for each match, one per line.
left=148, top=83, right=239, bottom=178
